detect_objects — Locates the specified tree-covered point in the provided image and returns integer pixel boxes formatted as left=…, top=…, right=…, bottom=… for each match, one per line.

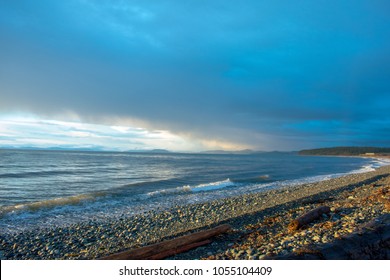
left=299, top=147, right=390, bottom=156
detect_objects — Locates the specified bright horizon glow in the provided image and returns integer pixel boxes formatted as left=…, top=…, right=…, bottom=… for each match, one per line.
left=0, top=113, right=247, bottom=152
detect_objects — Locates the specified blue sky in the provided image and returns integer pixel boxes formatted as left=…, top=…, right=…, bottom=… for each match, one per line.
left=0, top=0, right=389, bottom=151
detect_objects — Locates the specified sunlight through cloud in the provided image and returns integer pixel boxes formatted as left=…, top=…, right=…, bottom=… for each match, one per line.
left=0, top=114, right=202, bottom=151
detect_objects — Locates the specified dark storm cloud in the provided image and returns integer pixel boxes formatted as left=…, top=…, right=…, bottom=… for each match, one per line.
left=0, top=0, right=389, bottom=150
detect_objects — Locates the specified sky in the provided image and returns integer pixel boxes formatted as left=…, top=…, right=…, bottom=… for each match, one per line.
left=0, top=0, right=389, bottom=151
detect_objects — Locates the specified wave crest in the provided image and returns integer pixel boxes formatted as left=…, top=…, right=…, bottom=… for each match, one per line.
left=0, top=192, right=103, bottom=217
left=146, top=178, right=235, bottom=198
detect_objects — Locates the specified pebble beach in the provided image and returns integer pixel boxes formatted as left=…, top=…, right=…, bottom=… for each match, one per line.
left=1, top=164, right=389, bottom=260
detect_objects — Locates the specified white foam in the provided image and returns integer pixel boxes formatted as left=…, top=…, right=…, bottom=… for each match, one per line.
left=0, top=193, right=102, bottom=217
left=347, top=158, right=390, bottom=174
left=146, top=178, right=235, bottom=198
left=190, top=178, right=235, bottom=192
left=372, top=158, right=390, bottom=167
left=352, top=164, right=376, bottom=173
left=260, top=157, right=389, bottom=191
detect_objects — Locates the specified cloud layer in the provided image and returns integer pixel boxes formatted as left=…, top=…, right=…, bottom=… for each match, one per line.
left=1, top=0, right=389, bottom=150
left=0, top=114, right=208, bottom=151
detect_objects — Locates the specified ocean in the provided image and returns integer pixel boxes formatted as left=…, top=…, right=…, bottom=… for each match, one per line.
left=0, top=149, right=388, bottom=234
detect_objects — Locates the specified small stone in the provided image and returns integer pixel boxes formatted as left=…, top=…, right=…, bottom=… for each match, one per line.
left=281, top=241, right=291, bottom=248
left=312, top=236, right=320, bottom=242
left=237, top=250, right=245, bottom=257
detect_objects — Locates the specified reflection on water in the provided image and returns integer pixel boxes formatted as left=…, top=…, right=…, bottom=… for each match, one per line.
left=1, top=149, right=386, bottom=233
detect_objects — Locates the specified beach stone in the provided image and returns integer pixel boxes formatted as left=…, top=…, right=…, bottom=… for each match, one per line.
left=281, top=241, right=291, bottom=248
left=237, top=250, right=245, bottom=257
left=246, top=248, right=254, bottom=255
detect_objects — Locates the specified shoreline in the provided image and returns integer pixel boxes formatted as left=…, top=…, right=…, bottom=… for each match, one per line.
left=1, top=164, right=389, bottom=260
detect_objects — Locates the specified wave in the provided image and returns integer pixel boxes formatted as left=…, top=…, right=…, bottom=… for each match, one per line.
left=0, top=169, right=91, bottom=179
left=265, top=158, right=390, bottom=190
left=348, top=158, right=390, bottom=174
left=0, top=179, right=236, bottom=217
left=146, top=178, right=236, bottom=198
left=0, top=192, right=104, bottom=217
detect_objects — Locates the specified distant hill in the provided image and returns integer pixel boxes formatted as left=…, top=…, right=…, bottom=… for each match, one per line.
left=201, top=149, right=255, bottom=154
left=146, top=149, right=171, bottom=153
left=0, top=146, right=106, bottom=152
left=126, top=149, right=172, bottom=153
left=299, top=147, right=390, bottom=156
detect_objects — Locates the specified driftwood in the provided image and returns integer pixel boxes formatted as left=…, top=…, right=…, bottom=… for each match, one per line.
left=288, top=206, right=330, bottom=232
left=100, top=224, right=231, bottom=260
left=147, top=239, right=212, bottom=260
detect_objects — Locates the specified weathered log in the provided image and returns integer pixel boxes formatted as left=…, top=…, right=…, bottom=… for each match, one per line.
left=288, top=206, right=330, bottom=232
left=100, top=224, right=231, bottom=260
left=146, top=239, right=212, bottom=260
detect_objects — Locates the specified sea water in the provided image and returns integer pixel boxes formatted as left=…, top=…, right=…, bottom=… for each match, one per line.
left=0, top=149, right=388, bottom=233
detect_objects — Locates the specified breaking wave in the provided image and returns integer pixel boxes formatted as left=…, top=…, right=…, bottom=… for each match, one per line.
left=146, top=178, right=236, bottom=198
left=0, top=192, right=103, bottom=217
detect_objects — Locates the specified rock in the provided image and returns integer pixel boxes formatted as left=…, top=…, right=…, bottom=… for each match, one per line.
left=246, top=248, right=254, bottom=255
left=281, top=241, right=291, bottom=249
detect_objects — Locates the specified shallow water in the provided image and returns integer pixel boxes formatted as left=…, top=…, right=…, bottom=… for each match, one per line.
left=0, top=149, right=389, bottom=233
